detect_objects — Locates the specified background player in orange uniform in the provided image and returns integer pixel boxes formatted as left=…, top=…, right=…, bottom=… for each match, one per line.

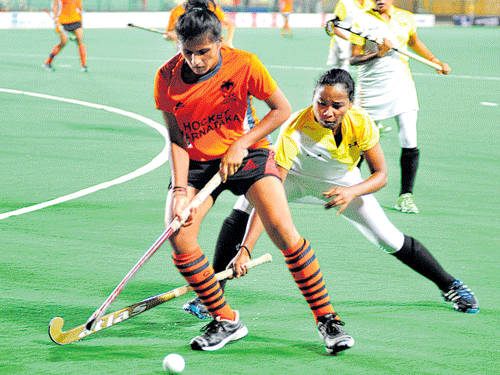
left=165, top=0, right=235, bottom=48
left=43, top=0, right=88, bottom=72
left=279, top=0, right=293, bottom=35
left=155, top=0, right=354, bottom=354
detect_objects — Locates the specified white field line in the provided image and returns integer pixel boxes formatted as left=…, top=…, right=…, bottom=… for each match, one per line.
left=0, top=88, right=170, bottom=221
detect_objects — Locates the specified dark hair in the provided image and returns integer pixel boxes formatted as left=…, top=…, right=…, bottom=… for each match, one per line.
left=176, top=0, right=222, bottom=43
left=315, top=68, right=355, bottom=102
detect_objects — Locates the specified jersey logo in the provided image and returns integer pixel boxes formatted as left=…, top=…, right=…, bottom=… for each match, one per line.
left=242, top=159, right=258, bottom=170
left=220, top=80, right=237, bottom=104
left=174, top=101, right=185, bottom=111
left=221, top=80, right=235, bottom=92
left=348, top=141, right=359, bottom=148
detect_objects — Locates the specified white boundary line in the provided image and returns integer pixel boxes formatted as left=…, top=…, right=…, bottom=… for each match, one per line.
left=0, top=88, right=170, bottom=221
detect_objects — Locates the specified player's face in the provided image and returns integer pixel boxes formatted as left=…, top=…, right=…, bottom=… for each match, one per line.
left=312, top=84, right=352, bottom=131
left=180, top=32, right=222, bottom=76
left=375, top=0, right=393, bottom=13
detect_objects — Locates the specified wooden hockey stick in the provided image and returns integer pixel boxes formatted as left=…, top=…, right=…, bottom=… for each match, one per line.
left=49, top=253, right=272, bottom=345
left=325, top=16, right=443, bottom=71
left=84, top=172, right=223, bottom=331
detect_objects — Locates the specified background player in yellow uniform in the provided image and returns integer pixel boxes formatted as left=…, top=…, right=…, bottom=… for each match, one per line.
left=43, top=0, right=88, bottom=72
left=165, top=0, right=235, bottom=48
left=228, top=68, right=478, bottom=316
left=326, top=0, right=373, bottom=70
left=155, top=1, right=353, bottom=354
left=349, top=0, right=450, bottom=213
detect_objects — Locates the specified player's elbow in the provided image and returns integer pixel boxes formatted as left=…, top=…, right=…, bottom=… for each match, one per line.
left=378, top=170, right=388, bottom=187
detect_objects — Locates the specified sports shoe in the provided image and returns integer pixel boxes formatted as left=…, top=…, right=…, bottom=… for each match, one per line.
left=441, top=278, right=479, bottom=313
left=81, top=65, right=88, bottom=72
left=43, top=63, right=55, bottom=71
left=190, top=310, right=248, bottom=351
left=182, top=297, right=210, bottom=320
left=317, top=314, right=354, bottom=355
left=377, top=122, right=392, bottom=134
left=395, top=193, right=419, bottom=214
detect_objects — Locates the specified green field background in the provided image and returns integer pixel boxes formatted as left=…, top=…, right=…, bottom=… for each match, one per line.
left=1, top=26, right=499, bottom=374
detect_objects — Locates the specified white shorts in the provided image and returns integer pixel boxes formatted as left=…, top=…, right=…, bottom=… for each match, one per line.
left=235, top=168, right=405, bottom=253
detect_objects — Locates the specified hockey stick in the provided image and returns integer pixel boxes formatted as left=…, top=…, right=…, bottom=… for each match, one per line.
left=85, top=171, right=223, bottom=331
left=49, top=253, right=272, bottom=345
left=127, top=23, right=165, bottom=35
left=44, top=8, right=76, bottom=41
left=325, top=16, right=443, bottom=71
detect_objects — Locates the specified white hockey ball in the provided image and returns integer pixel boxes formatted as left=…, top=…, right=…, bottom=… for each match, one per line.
left=163, top=353, right=185, bottom=374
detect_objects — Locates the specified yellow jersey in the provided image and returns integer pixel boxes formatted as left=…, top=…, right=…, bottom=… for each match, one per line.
left=274, top=105, right=379, bottom=179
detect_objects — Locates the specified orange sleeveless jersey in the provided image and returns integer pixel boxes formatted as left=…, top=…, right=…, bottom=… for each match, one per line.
left=280, top=0, right=293, bottom=13
left=154, top=47, right=277, bottom=161
left=54, top=0, right=82, bottom=24
left=167, top=4, right=227, bottom=32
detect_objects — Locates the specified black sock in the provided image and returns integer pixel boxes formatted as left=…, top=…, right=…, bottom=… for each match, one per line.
left=400, top=147, right=419, bottom=195
left=391, top=236, right=455, bottom=291
left=212, top=209, right=250, bottom=290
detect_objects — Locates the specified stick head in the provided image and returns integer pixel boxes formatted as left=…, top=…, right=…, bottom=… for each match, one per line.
left=325, top=16, right=339, bottom=37
left=127, top=23, right=134, bottom=27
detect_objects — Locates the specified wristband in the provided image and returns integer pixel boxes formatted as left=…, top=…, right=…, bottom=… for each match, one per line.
left=238, top=245, right=251, bottom=259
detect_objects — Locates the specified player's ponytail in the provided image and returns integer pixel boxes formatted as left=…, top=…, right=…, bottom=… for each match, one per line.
left=176, top=0, right=222, bottom=43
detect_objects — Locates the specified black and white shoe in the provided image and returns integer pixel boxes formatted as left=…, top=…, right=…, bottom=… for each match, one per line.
left=317, top=314, right=354, bottom=355
left=190, top=310, right=248, bottom=351
left=441, top=278, right=479, bottom=313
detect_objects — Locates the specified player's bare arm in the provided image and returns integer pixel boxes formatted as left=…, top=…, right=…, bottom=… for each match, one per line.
left=219, top=88, right=291, bottom=182
left=323, top=142, right=388, bottom=214
left=408, top=32, right=451, bottom=75
left=349, top=38, right=392, bottom=66
left=162, top=111, right=196, bottom=226
left=334, top=27, right=350, bottom=40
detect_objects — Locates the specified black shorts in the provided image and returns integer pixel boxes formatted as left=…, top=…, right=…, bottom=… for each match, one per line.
left=62, top=22, right=82, bottom=32
left=175, top=148, right=281, bottom=202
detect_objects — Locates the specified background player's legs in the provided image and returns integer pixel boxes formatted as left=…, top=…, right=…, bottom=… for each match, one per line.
left=395, top=110, right=419, bottom=213
left=44, top=32, right=68, bottom=71
left=73, top=27, right=88, bottom=71
left=281, top=13, right=291, bottom=35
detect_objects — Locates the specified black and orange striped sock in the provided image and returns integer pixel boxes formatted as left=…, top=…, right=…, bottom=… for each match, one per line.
left=282, top=238, right=338, bottom=322
left=45, top=45, right=61, bottom=64
left=172, top=247, right=235, bottom=321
